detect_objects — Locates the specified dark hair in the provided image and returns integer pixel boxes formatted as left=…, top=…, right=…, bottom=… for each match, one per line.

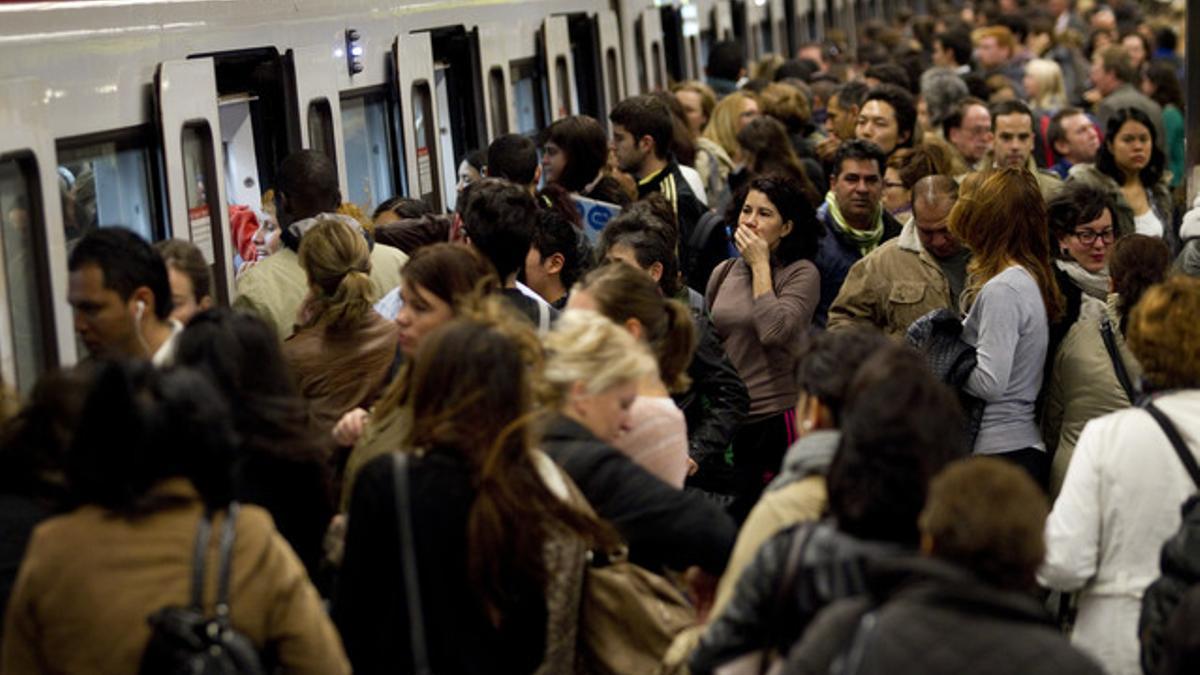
left=373, top=196, right=433, bottom=221
left=575, top=263, right=697, bottom=392
left=650, top=91, right=697, bottom=166
left=461, top=148, right=487, bottom=174
left=610, top=95, right=675, bottom=161
left=1144, top=61, right=1184, bottom=110
left=276, top=149, right=341, bottom=218
left=1109, top=234, right=1170, bottom=334
left=596, top=210, right=682, bottom=297
left=1154, top=26, right=1177, bottom=53
left=831, top=138, right=887, bottom=178
left=936, top=28, right=973, bottom=65
left=543, top=115, right=609, bottom=192
left=863, top=84, right=917, bottom=150
left=995, top=14, right=1029, bottom=43
left=1046, top=107, right=1086, bottom=153
left=407, top=317, right=617, bottom=619
left=155, top=238, right=212, bottom=305
left=895, top=143, right=962, bottom=191
left=67, top=360, right=236, bottom=515
left=794, top=329, right=891, bottom=424
left=731, top=173, right=824, bottom=266
left=941, top=96, right=988, bottom=137
left=827, top=346, right=967, bottom=546
left=774, top=58, right=819, bottom=83
left=1159, top=585, right=1200, bottom=675
left=988, top=99, right=1034, bottom=132
left=531, top=208, right=587, bottom=291
left=0, top=368, right=90, bottom=502
left=833, top=80, right=870, bottom=110
left=1096, top=107, right=1165, bottom=187
left=959, top=72, right=991, bottom=101
left=460, top=178, right=539, bottom=279
left=736, top=117, right=822, bottom=205
left=628, top=193, right=680, bottom=241
left=487, top=134, right=539, bottom=186
left=401, top=242, right=500, bottom=309
left=864, top=64, right=911, bottom=91
left=1046, top=181, right=1120, bottom=245
left=69, top=227, right=173, bottom=320
left=705, top=40, right=745, bottom=81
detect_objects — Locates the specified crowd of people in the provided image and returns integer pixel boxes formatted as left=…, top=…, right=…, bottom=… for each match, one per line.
left=2, top=0, right=1199, bottom=674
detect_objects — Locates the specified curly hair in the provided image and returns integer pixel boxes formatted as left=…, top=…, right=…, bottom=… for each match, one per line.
left=1127, top=276, right=1200, bottom=391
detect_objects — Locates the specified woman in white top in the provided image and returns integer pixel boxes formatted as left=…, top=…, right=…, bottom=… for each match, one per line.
left=567, top=262, right=697, bottom=487
left=1041, top=276, right=1200, bottom=675
left=948, top=169, right=1065, bottom=486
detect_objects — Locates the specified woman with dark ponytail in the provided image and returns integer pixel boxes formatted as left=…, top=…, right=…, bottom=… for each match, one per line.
left=283, top=216, right=399, bottom=437
left=1043, top=234, right=1170, bottom=496
left=567, top=262, right=698, bottom=487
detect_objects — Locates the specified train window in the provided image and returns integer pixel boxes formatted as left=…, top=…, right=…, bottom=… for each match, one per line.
left=0, top=154, right=53, bottom=394
left=341, top=91, right=402, bottom=214
left=606, top=49, right=621, bottom=110
left=57, top=132, right=160, bottom=245
left=180, top=123, right=230, bottom=303
left=510, top=59, right=547, bottom=135
left=651, top=42, right=664, bottom=91
left=635, top=19, right=649, bottom=94
left=307, top=99, right=338, bottom=166
left=411, top=83, right=442, bottom=211
left=488, top=67, right=510, bottom=137
left=554, top=56, right=574, bottom=119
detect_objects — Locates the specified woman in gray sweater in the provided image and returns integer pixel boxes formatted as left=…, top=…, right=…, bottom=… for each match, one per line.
left=949, top=168, right=1065, bottom=486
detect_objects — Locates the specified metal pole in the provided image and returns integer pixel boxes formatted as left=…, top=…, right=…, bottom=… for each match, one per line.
left=1188, top=0, right=1199, bottom=205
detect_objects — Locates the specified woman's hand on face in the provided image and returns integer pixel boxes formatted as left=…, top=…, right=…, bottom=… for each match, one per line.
left=735, top=225, right=770, bottom=268
left=332, top=407, right=370, bottom=447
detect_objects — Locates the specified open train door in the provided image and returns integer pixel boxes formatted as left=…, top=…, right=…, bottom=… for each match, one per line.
left=0, top=78, right=69, bottom=386
left=155, top=58, right=235, bottom=306
left=393, top=33, right=446, bottom=212
left=542, top=15, right=580, bottom=121
left=290, top=46, right=351, bottom=203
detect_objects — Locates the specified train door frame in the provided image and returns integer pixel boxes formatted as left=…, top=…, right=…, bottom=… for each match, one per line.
left=478, top=25, right=515, bottom=140
left=290, top=45, right=351, bottom=203
left=564, top=13, right=608, bottom=126
left=154, top=58, right=235, bottom=305
left=393, top=32, right=446, bottom=212
left=429, top=25, right=487, bottom=213
left=596, top=10, right=625, bottom=119
left=542, top=15, right=581, bottom=122
left=0, top=78, right=70, bottom=383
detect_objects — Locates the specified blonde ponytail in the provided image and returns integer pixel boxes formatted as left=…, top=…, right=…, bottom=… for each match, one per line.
left=298, top=217, right=377, bottom=332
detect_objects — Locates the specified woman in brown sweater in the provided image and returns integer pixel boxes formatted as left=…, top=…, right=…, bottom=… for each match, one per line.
left=706, top=173, right=824, bottom=521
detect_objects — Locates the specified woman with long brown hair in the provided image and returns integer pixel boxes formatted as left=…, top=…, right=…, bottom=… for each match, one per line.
left=333, top=313, right=616, bottom=674
left=950, top=168, right=1064, bottom=485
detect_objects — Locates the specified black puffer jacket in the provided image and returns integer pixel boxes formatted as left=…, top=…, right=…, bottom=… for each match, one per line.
left=1140, top=496, right=1200, bottom=674
left=783, top=556, right=1105, bottom=675
left=689, top=520, right=907, bottom=674
left=674, top=304, right=749, bottom=496
left=539, top=414, right=736, bottom=575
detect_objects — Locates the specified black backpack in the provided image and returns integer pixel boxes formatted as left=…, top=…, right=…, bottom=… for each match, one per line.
left=139, top=502, right=266, bottom=675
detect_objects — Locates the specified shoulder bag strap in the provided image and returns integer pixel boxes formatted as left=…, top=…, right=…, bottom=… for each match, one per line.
left=190, top=513, right=214, bottom=611
left=393, top=452, right=433, bottom=675
left=214, top=502, right=240, bottom=620
left=707, top=259, right=737, bottom=312
left=1099, top=314, right=1138, bottom=404
left=1144, top=401, right=1200, bottom=490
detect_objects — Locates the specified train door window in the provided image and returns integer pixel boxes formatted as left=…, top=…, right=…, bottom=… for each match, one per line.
left=307, top=99, right=337, bottom=165
left=651, top=42, right=664, bottom=90
left=57, top=131, right=161, bottom=246
left=488, top=67, right=510, bottom=137
left=760, top=4, right=775, bottom=55
left=411, top=83, right=442, bottom=211
left=219, top=97, right=265, bottom=215
left=659, top=7, right=685, bottom=83
left=605, top=49, right=621, bottom=110
left=431, top=27, right=486, bottom=212
left=510, top=59, right=547, bottom=135
left=554, top=56, right=575, bottom=119
left=731, top=0, right=747, bottom=53
left=634, top=18, right=649, bottom=94
left=0, top=155, right=52, bottom=394
left=180, top=122, right=229, bottom=302
left=341, top=90, right=402, bottom=215
left=566, top=14, right=604, bottom=122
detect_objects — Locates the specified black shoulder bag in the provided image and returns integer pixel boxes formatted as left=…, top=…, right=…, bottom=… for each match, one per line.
left=1143, top=401, right=1200, bottom=489
left=140, top=503, right=265, bottom=675
left=393, top=452, right=434, bottom=675
left=1099, top=314, right=1140, bottom=405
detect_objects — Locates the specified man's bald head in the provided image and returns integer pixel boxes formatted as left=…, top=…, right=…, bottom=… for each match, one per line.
left=912, top=175, right=962, bottom=259
left=912, top=175, right=958, bottom=213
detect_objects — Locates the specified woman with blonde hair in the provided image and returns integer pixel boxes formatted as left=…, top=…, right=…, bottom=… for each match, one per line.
left=567, top=263, right=697, bottom=487
left=950, top=168, right=1064, bottom=485
left=539, top=309, right=736, bottom=576
left=1022, top=58, right=1068, bottom=116
left=283, top=216, right=398, bottom=436
left=701, top=91, right=760, bottom=206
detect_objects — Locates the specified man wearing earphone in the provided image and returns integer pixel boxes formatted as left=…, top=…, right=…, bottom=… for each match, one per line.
left=67, top=227, right=183, bottom=366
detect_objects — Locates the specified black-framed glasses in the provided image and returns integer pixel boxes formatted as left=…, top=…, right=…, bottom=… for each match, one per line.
left=1072, top=229, right=1116, bottom=245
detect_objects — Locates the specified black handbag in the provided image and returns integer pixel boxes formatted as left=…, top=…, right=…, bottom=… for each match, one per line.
left=139, top=502, right=266, bottom=675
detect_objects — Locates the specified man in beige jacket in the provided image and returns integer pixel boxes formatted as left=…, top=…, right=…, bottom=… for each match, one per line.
left=828, top=175, right=967, bottom=337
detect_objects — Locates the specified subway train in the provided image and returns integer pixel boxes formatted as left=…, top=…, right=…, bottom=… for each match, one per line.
left=0, top=0, right=906, bottom=395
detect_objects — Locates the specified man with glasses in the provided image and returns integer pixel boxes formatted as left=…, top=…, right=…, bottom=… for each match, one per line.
left=813, top=140, right=903, bottom=327
left=828, top=175, right=968, bottom=337
left=943, top=97, right=993, bottom=171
